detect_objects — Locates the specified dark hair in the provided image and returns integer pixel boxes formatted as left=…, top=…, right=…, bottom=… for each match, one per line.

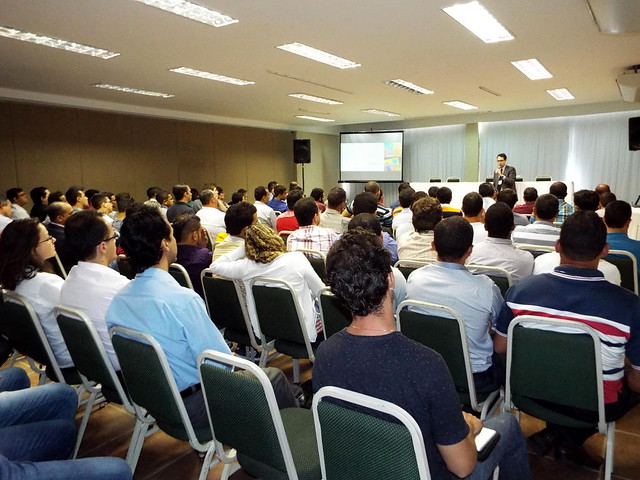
left=326, top=229, right=391, bottom=317
left=0, top=195, right=9, bottom=207
left=225, top=202, right=257, bottom=235
left=348, top=213, right=381, bottom=236
left=48, top=191, right=65, bottom=204
left=0, top=219, right=42, bottom=290
left=267, top=181, right=278, bottom=192
left=65, top=186, right=84, bottom=206
left=462, top=192, right=483, bottom=217
left=427, top=186, right=439, bottom=198
left=294, top=197, right=319, bottom=226
left=47, top=202, right=70, bottom=223
left=523, top=187, right=538, bottom=203
left=604, top=200, right=632, bottom=229
left=115, top=192, right=134, bottom=213
left=413, top=191, right=428, bottom=202
left=237, top=188, right=247, bottom=195
left=599, top=192, right=617, bottom=208
left=172, top=214, right=201, bottom=243
left=327, top=187, right=346, bottom=208
left=120, top=205, right=172, bottom=273
left=146, top=187, right=162, bottom=200
left=398, top=182, right=411, bottom=194
left=190, top=188, right=199, bottom=201
left=30, top=186, right=48, bottom=206
left=497, top=188, right=518, bottom=209
left=411, top=197, right=442, bottom=232
left=502, top=177, right=516, bottom=190
left=433, top=216, right=473, bottom=262
left=85, top=189, right=100, bottom=203
left=478, top=183, right=495, bottom=198
left=549, top=182, right=568, bottom=199
left=90, top=193, right=109, bottom=210
left=65, top=210, right=109, bottom=262
left=156, top=191, right=170, bottom=204
left=310, top=187, right=324, bottom=202
left=573, top=189, right=599, bottom=212
left=560, top=210, right=606, bottom=261
left=273, top=185, right=287, bottom=197
left=230, top=192, right=245, bottom=205
left=436, top=187, right=452, bottom=204
left=534, top=194, right=559, bottom=220
left=286, top=189, right=304, bottom=210
left=172, top=184, right=190, bottom=202
left=497, top=153, right=507, bottom=161
left=254, top=186, right=267, bottom=202
left=352, top=192, right=378, bottom=215
left=6, top=188, right=24, bottom=203
left=289, top=182, right=300, bottom=192
left=398, top=187, right=416, bottom=208
left=364, top=181, right=381, bottom=196
left=485, top=202, right=514, bottom=238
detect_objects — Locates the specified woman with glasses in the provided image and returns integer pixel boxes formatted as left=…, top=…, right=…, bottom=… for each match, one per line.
left=0, top=219, right=73, bottom=368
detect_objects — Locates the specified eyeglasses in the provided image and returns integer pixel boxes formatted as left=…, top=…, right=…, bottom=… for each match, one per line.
left=38, top=235, right=55, bottom=244
left=102, top=233, right=118, bottom=243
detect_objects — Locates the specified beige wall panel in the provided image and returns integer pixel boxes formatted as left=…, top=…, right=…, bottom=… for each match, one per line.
left=130, top=116, right=179, bottom=200
left=213, top=125, right=247, bottom=193
left=244, top=128, right=276, bottom=190
left=0, top=102, right=18, bottom=194
left=77, top=110, right=136, bottom=195
left=11, top=103, right=81, bottom=197
left=176, top=121, right=215, bottom=190
left=272, top=132, right=296, bottom=187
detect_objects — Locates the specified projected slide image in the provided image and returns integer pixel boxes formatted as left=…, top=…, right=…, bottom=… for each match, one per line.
left=341, top=143, right=385, bottom=171
left=384, top=142, right=402, bottom=171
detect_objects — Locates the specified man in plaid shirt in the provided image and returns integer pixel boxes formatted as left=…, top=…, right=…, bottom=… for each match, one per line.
left=286, top=197, right=338, bottom=255
left=550, top=181, right=573, bottom=224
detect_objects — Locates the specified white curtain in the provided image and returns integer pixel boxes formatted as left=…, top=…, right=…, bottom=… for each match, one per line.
left=404, top=124, right=466, bottom=181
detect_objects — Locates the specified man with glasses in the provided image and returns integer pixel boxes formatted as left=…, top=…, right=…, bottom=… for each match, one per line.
left=60, top=210, right=129, bottom=369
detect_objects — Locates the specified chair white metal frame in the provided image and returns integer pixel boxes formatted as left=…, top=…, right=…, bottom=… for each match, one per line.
left=168, top=262, right=194, bottom=290
left=606, top=249, right=638, bottom=294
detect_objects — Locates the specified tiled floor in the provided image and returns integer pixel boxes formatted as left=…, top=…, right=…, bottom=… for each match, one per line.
left=9, top=355, right=640, bottom=479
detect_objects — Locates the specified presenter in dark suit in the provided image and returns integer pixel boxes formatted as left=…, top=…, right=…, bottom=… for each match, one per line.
left=493, top=153, right=516, bottom=192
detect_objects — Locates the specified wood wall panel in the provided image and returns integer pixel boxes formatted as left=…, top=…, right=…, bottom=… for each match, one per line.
left=0, top=102, right=17, bottom=194
left=176, top=121, right=215, bottom=190
left=272, top=132, right=296, bottom=187
left=212, top=125, right=247, bottom=193
left=245, top=127, right=276, bottom=190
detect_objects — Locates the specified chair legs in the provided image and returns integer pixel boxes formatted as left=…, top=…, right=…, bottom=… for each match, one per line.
left=292, top=359, right=300, bottom=384
left=604, top=422, right=615, bottom=480
left=125, top=415, right=157, bottom=472
left=72, top=386, right=100, bottom=458
left=197, top=443, right=239, bottom=480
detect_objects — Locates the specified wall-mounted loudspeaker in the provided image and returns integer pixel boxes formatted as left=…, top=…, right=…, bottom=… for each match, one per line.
left=630, top=117, right=640, bottom=151
left=293, top=139, right=311, bottom=164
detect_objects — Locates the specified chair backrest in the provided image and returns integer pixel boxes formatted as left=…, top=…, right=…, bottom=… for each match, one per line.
left=429, top=177, right=442, bottom=183
left=279, top=230, right=293, bottom=240
left=515, top=244, right=555, bottom=258
left=55, top=306, right=132, bottom=407
left=396, top=299, right=479, bottom=409
left=535, top=175, right=552, bottom=181
left=198, top=350, right=301, bottom=479
left=292, top=249, right=327, bottom=283
left=446, top=177, right=460, bottom=183
left=505, top=315, right=606, bottom=433
left=606, top=250, right=638, bottom=294
left=318, top=287, right=351, bottom=339
left=466, top=264, right=513, bottom=296
left=109, top=326, right=212, bottom=446
left=394, top=259, right=433, bottom=280
left=313, top=386, right=431, bottom=480
left=250, top=277, right=315, bottom=361
left=168, top=263, right=194, bottom=290
left=116, top=255, right=137, bottom=280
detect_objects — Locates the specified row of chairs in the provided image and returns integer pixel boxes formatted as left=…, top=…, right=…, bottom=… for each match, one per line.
left=426, top=175, right=552, bottom=183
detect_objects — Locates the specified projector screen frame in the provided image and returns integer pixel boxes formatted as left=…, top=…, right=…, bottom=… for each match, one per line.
left=339, top=130, right=404, bottom=183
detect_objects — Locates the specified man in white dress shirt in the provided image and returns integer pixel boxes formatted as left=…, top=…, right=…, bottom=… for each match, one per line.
left=461, top=192, right=487, bottom=245
left=253, top=185, right=277, bottom=230
left=6, top=188, right=29, bottom=219
left=319, top=187, right=351, bottom=234
left=196, top=188, right=227, bottom=241
left=0, top=195, right=13, bottom=234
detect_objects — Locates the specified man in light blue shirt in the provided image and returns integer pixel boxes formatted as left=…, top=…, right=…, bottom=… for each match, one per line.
left=605, top=200, right=640, bottom=287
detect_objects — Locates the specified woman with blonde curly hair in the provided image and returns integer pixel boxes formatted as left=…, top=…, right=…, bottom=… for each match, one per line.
left=210, top=223, right=325, bottom=342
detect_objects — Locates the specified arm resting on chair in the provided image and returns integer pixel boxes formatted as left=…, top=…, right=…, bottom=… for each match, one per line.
left=626, top=365, right=640, bottom=394
left=437, top=412, right=481, bottom=478
left=493, top=331, right=507, bottom=354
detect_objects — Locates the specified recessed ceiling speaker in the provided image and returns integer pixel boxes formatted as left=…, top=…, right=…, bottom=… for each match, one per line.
left=293, top=139, right=311, bottom=164
left=616, top=67, right=640, bottom=103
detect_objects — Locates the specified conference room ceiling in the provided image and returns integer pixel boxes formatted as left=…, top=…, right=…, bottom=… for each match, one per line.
left=1, top=0, right=639, bottom=132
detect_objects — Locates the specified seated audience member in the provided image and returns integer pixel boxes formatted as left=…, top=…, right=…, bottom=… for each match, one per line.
left=267, top=180, right=278, bottom=202
left=461, top=192, right=488, bottom=245
left=90, top=193, right=114, bottom=223
left=143, top=186, right=162, bottom=208
left=166, top=184, right=194, bottom=223
left=276, top=189, right=303, bottom=233
left=213, top=202, right=257, bottom=261
left=597, top=191, right=616, bottom=218
left=210, top=223, right=325, bottom=344
left=497, top=188, right=528, bottom=226
left=314, top=229, right=531, bottom=480
left=534, top=249, right=621, bottom=285
left=391, top=186, right=415, bottom=234
left=394, top=190, right=430, bottom=241
left=6, top=187, right=30, bottom=219
left=495, top=210, right=640, bottom=467
left=196, top=188, right=226, bottom=240
left=511, top=194, right=560, bottom=247
left=467, top=203, right=534, bottom=284
left=0, top=195, right=13, bottom=234
left=310, top=187, right=326, bottom=213
left=513, top=187, right=538, bottom=215
left=229, top=191, right=246, bottom=205
left=319, top=187, right=350, bottom=234
left=391, top=181, right=412, bottom=214
left=595, top=183, right=611, bottom=195
left=351, top=192, right=398, bottom=264
left=48, top=191, right=66, bottom=204
left=111, top=193, right=134, bottom=232
left=289, top=181, right=301, bottom=192
left=348, top=214, right=407, bottom=311
left=397, top=196, right=441, bottom=262
left=573, top=189, right=600, bottom=212
left=286, top=197, right=338, bottom=255
left=436, top=186, right=462, bottom=218
left=85, top=189, right=100, bottom=205
left=267, top=185, right=288, bottom=214
left=0, top=220, right=71, bottom=367
left=29, top=186, right=49, bottom=222
left=406, top=216, right=504, bottom=393
left=344, top=181, right=393, bottom=229
left=253, top=186, right=277, bottom=230
left=45, top=201, right=75, bottom=272
left=605, top=200, right=640, bottom=286
left=172, top=214, right=212, bottom=298
left=427, top=185, right=439, bottom=198
left=188, top=188, right=201, bottom=213
left=214, top=186, right=228, bottom=210
left=157, top=190, right=173, bottom=217
left=60, top=210, right=129, bottom=370
left=549, top=181, right=573, bottom=223
left=479, top=182, right=496, bottom=212
left=65, top=186, right=88, bottom=212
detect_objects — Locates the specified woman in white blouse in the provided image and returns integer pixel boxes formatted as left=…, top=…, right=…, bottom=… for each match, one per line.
left=0, top=219, right=72, bottom=367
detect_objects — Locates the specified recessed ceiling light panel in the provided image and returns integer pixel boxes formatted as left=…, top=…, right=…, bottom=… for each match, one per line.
left=361, top=109, right=400, bottom=117
left=296, top=115, right=335, bottom=122
left=0, top=26, right=119, bottom=59
left=385, top=79, right=434, bottom=95
left=511, top=59, right=553, bottom=80
left=170, top=67, right=254, bottom=85
left=92, top=83, right=174, bottom=98
left=443, top=100, right=478, bottom=110
left=546, top=88, right=575, bottom=100
left=289, top=93, right=343, bottom=105
left=442, top=1, right=514, bottom=43
left=134, top=0, right=238, bottom=27
left=277, top=43, right=361, bottom=69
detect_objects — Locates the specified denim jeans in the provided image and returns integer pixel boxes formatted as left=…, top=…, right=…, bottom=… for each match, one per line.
left=0, top=367, right=31, bottom=392
left=0, top=456, right=132, bottom=480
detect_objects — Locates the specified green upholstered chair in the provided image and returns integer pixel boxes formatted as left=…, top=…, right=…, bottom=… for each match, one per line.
left=515, top=244, right=555, bottom=258
left=198, top=350, right=321, bottom=480
left=168, top=262, right=194, bottom=290
left=116, top=254, right=137, bottom=280
left=606, top=250, right=638, bottom=294
left=393, top=259, right=434, bottom=280
left=291, top=249, right=327, bottom=284
left=317, top=287, right=351, bottom=339
left=466, top=264, right=513, bottom=296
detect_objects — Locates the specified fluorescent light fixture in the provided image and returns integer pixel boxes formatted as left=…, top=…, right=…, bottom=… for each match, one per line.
left=546, top=88, right=575, bottom=100
left=277, top=42, right=361, bottom=69
left=92, top=83, right=174, bottom=98
left=443, top=100, right=478, bottom=110
left=361, top=109, right=400, bottom=117
left=442, top=1, right=514, bottom=43
left=296, top=115, right=335, bottom=122
left=511, top=59, right=553, bottom=80
left=0, top=26, right=119, bottom=59
left=170, top=67, right=254, bottom=85
left=134, top=0, right=238, bottom=27
left=385, top=79, right=434, bottom=95
left=289, top=93, right=343, bottom=105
